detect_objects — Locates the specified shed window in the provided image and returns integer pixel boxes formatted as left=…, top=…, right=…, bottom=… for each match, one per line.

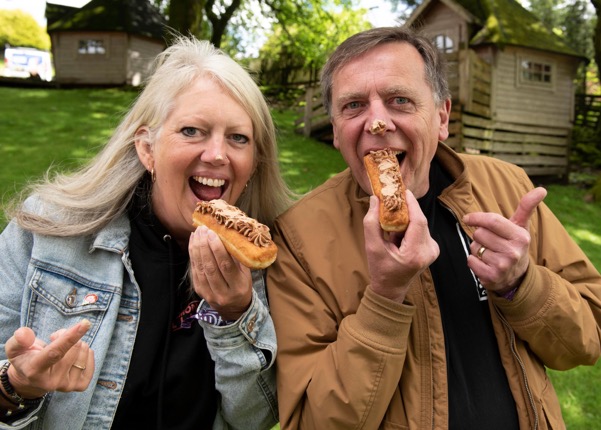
left=433, top=35, right=454, bottom=53
left=78, top=40, right=106, bottom=55
left=520, top=60, right=552, bottom=84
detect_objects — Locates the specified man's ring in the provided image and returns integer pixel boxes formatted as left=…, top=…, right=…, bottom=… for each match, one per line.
left=72, top=363, right=86, bottom=371
left=477, top=245, right=487, bottom=260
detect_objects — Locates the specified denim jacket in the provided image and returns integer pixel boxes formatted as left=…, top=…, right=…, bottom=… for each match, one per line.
left=0, top=198, right=278, bottom=430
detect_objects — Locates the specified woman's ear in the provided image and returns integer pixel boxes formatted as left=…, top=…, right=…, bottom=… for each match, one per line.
left=134, top=126, right=153, bottom=170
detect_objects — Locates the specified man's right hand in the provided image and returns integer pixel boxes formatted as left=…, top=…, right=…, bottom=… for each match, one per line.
left=363, top=192, right=439, bottom=303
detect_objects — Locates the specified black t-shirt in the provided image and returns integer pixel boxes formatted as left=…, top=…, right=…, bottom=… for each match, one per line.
left=111, top=191, right=217, bottom=430
left=418, top=160, right=519, bottom=430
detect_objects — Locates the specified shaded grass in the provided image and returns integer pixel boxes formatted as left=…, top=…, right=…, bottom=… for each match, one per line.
left=0, top=86, right=136, bottom=215
left=271, top=107, right=347, bottom=193
left=1, top=86, right=600, bottom=429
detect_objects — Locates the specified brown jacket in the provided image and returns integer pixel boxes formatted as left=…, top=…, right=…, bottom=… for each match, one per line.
left=267, top=143, right=601, bottom=430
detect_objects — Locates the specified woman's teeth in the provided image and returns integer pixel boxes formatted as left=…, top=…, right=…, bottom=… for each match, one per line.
left=193, top=176, right=225, bottom=187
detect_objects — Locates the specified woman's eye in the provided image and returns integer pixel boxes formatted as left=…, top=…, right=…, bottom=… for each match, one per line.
left=181, top=127, right=198, bottom=137
left=231, top=133, right=249, bottom=144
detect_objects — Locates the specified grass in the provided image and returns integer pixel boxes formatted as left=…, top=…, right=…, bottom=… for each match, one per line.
left=1, top=86, right=600, bottom=429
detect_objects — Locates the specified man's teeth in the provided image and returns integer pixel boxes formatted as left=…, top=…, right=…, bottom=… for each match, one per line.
left=193, top=176, right=225, bottom=187
left=390, top=150, right=404, bottom=156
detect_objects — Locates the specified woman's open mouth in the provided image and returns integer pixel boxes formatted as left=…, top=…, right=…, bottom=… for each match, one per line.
left=190, top=176, right=227, bottom=201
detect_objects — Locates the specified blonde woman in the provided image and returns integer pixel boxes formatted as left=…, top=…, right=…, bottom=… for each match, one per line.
left=0, top=36, right=293, bottom=429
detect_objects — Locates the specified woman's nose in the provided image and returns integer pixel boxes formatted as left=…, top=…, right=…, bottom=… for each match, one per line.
left=201, top=136, right=229, bottom=164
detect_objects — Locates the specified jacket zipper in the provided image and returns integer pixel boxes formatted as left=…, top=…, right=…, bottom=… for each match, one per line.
left=495, top=308, right=539, bottom=429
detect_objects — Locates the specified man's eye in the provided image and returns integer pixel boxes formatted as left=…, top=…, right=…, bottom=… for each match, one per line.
left=347, top=101, right=362, bottom=110
left=393, top=97, right=409, bottom=105
left=231, top=134, right=249, bottom=144
left=181, top=127, right=197, bottom=137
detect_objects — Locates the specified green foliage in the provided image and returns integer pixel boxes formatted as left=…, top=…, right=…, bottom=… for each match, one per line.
left=570, top=126, right=601, bottom=170
left=0, top=9, right=51, bottom=50
left=258, top=3, right=371, bottom=86
left=589, top=174, right=601, bottom=202
left=270, top=107, right=346, bottom=192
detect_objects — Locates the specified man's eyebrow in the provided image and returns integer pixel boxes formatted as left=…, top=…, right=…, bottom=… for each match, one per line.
left=381, top=85, right=413, bottom=97
left=335, top=91, right=365, bottom=106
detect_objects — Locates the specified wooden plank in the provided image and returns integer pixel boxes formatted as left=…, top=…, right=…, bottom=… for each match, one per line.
left=490, top=142, right=566, bottom=156
left=523, top=166, right=567, bottom=176
left=493, top=154, right=567, bottom=166
left=462, top=137, right=493, bottom=151
left=461, top=115, right=492, bottom=128
left=461, top=114, right=569, bottom=136
left=465, top=103, right=491, bottom=118
left=492, top=131, right=567, bottom=146
left=463, top=127, right=494, bottom=140
left=448, top=122, right=463, bottom=134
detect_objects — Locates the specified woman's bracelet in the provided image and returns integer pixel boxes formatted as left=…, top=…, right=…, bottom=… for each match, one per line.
left=0, top=362, right=46, bottom=417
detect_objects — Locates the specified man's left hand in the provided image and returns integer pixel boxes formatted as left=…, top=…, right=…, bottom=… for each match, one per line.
left=463, top=187, right=547, bottom=295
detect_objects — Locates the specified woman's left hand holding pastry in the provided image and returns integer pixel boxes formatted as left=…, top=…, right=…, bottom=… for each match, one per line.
left=189, top=225, right=253, bottom=321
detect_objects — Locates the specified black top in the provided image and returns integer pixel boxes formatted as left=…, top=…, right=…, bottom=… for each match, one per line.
left=419, top=159, right=519, bottom=430
left=111, top=189, right=217, bottom=430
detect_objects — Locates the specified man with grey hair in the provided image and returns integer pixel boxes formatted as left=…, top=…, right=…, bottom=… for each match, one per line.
left=268, top=26, right=601, bottom=429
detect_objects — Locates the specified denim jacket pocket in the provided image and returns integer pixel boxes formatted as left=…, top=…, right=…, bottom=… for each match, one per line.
left=27, top=264, right=113, bottom=343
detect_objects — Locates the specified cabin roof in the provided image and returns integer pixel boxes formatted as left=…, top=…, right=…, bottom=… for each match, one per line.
left=408, top=0, right=585, bottom=59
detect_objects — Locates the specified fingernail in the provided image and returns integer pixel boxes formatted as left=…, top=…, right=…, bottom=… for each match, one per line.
left=207, top=229, right=218, bottom=241
left=79, top=319, right=91, bottom=333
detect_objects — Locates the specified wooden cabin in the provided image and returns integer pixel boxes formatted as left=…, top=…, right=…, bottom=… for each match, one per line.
left=297, top=0, right=586, bottom=178
left=46, top=0, right=167, bottom=86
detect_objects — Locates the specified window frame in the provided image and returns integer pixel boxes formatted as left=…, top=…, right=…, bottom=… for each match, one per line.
left=433, top=34, right=455, bottom=54
left=516, top=55, right=555, bottom=91
left=77, top=39, right=107, bottom=56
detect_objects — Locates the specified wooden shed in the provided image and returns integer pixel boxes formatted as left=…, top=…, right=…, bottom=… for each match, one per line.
left=46, top=0, right=167, bottom=86
left=407, top=0, right=586, bottom=177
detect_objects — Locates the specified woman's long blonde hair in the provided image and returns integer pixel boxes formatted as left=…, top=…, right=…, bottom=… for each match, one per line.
left=10, top=36, right=295, bottom=236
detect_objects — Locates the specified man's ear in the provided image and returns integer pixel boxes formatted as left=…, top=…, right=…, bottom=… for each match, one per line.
left=134, top=126, right=153, bottom=170
left=332, top=120, right=341, bottom=150
left=438, top=98, right=452, bottom=142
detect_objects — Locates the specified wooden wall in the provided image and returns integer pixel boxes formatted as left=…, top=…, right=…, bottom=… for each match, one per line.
left=50, top=32, right=163, bottom=86
left=126, top=36, right=165, bottom=86
left=448, top=49, right=570, bottom=177
left=492, top=46, right=577, bottom=128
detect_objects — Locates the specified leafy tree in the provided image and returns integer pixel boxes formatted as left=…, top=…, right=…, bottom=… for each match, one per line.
left=153, top=0, right=372, bottom=51
left=591, top=0, right=601, bottom=83
left=153, top=0, right=244, bottom=47
left=0, top=9, right=51, bottom=51
left=258, top=4, right=371, bottom=87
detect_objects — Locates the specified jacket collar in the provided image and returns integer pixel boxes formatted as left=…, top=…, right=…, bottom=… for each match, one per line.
left=90, top=213, right=131, bottom=254
left=435, top=143, right=480, bottom=235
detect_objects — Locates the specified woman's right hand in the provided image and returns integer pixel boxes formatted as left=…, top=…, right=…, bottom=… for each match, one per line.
left=3, top=319, right=95, bottom=399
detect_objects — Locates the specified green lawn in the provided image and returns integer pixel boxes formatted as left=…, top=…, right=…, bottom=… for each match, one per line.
left=1, top=86, right=600, bottom=429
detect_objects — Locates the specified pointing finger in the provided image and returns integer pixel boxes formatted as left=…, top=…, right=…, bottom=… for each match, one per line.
left=29, top=319, right=92, bottom=370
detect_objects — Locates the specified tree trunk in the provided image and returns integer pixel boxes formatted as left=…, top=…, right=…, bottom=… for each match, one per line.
left=206, top=0, right=242, bottom=47
left=591, top=0, right=601, bottom=80
left=168, top=0, right=205, bottom=40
